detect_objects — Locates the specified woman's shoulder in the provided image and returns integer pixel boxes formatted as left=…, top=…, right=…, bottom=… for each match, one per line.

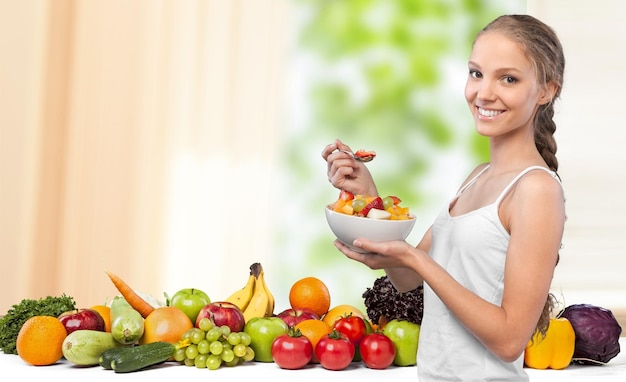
left=517, top=166, right=561, bottom=188
left=513, top=166, right=564, bottom=204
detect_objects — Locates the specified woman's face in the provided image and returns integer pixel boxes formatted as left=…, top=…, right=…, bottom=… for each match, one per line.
left=465, top=31, right=550, bottom=139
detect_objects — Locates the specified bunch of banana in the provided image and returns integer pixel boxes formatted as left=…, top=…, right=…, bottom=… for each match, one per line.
left=225, top=262, right=275, bottom=322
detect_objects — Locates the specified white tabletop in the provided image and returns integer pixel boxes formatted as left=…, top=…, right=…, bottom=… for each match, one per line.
left=2, top=338, right=625, bottom=381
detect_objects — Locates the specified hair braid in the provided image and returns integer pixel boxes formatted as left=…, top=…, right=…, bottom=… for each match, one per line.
left=535, top=103, right=559, bottom=172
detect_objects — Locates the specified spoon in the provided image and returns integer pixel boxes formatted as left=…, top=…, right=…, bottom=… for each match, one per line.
left=337, top=149, right=376, bottom=163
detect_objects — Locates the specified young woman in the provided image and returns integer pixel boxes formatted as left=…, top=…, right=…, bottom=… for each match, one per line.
left=321, top=14, right=566, bottom=381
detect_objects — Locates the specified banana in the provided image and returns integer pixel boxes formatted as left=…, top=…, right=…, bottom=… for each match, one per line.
left=258, top=268, right=275, bottom=316
left=224, top=270, right=256, bottom=311
left=242, top=264, right=270, bottom=322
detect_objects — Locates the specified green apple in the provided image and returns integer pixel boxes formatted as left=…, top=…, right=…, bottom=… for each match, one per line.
left=169, top=288, right=211, bottom=324
left=383, top=319, right=420, bottom=366
left=243, top=317, right=289, bottom=362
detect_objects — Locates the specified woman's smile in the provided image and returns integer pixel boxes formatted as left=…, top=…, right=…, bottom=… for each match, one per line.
left=477, top=106, right=504, bottom=118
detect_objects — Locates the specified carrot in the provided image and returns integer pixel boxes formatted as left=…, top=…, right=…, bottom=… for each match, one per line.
left=105, top=270, right=155, bottom=318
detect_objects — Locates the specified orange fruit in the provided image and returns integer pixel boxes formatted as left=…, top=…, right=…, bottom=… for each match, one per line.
left=294, top=319, right=332, bottom=363
left=139, top=306, right=193, bottom=345
left=90, top=305, right=111, bottom=332
left=289, top=277, right=331, bottom=318
left=322, top=304, right=366, bottom=328
left=16, top=315, right=67, bottom=366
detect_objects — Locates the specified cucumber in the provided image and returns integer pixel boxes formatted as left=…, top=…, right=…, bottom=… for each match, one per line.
left=99, top=345, right=133, bottom=370
left=110, top=341, right=176, bottom=373
left=110, top=296, right=145, bottom=345
left=62, top=330, right=122, bottom=366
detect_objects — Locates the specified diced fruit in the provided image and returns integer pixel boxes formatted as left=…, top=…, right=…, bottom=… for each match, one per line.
left=341, top=204, right=354, bottom=215
left=354, top=150, right=376, bottom=161
left=367, top=209, right=391, bottom=220
left=361, top=197, right=384, bottom=217
left=352, top=199, right=367, bottom=213
left=339, top=190, right=354, bottom=201
left=329, top=194, right=412, bottom=220
left=382, top=196, right=394, bottom=210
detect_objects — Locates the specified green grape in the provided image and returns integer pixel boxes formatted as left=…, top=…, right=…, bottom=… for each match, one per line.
left=180, top=328, right=195, bottom=342
left=190, top=328, right=205, bottom=344
left=195, top=354, right=208, bottom=368
left=197, top=339, right=210, bottom=354
left=219, top=325, right=231, bottom=336
left=198, top=317, right=213, bottom=332
left=173, top=348, right=187, bottom=362
left=227, top=332, right=241, bottom=345
left=184, top=357, right=195, bottom=367
left=209, top=340, right=223, bottom=355
left=206, top=327, right=222, bottom=342
left=352, top=198, right=367, bottom=213
left=222, top=342, right=232, bottom=351
left=221, top=348, right=235, bottom=363
left=223, top=357, right=240, bottom=367
left=382, top=196, right=394, bottom=210
left=239, top=332, right=252, bottom=346
left=206, top=354, right=222, bottom=370
left=243, top=346, right=255, bottom=362
left=233, top=343, right=247, bottom=358
left=185, top=344, right=199, bottom=360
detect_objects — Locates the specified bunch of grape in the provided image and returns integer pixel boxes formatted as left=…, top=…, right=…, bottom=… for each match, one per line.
left=174, top=318, right=255, bottom=370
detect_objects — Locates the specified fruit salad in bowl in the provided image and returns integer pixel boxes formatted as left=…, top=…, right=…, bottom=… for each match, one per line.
left=325, top=190, right=416, bottom=253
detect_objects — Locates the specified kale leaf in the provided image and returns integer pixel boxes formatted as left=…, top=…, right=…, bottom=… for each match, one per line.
left=362, top=275, right=423, bottom=326
left=0, top=294, right=76, bottom=354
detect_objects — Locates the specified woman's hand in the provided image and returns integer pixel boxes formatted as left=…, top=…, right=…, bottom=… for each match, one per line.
left=333, top=238, right=419, bottom=270
left=321, top=139, right=378, bottom=196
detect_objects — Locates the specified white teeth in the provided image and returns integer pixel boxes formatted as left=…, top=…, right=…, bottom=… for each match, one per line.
left=478, top=107, right=503, bottom=117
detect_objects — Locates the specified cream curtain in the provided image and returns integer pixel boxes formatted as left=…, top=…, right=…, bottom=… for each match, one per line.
left=0, top=0, right=292, bottom=312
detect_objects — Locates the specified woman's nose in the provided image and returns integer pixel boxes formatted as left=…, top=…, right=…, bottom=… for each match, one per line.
left=477, top=81, right=496, bottom=100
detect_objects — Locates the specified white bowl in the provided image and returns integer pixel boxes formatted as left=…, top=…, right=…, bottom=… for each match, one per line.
left=325, top=205, right=416, bottom=253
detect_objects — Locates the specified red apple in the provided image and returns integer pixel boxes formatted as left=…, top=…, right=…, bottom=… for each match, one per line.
left=195, top=301, right=245, bottom=332
left=276, top=308, right=320, bottom=327
left=58, top=308, right=106, bottom=335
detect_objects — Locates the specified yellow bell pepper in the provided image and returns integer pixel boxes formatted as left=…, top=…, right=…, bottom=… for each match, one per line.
left=524, top=317, right=576, bottom=370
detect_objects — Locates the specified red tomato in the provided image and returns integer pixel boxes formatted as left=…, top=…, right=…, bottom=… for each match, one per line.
left=315, top=329, right=355, bottom=371
left=271, top=330, right=313, bottom=370
left=333, top=314, right=367, bottom=347
left=359, top=333, right=396, bottom=369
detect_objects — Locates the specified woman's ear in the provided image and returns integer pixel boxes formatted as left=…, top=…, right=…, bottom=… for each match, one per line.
left=539, top=82, right=559, bottom=105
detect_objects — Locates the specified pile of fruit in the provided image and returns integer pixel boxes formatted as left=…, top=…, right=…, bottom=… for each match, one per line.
left=330, top=190, right=413, bottom=220
left=0, top=262, right=420, bottom=372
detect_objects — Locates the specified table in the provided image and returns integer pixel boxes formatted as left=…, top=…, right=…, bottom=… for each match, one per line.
left=2, top=338, right=625, bottom=381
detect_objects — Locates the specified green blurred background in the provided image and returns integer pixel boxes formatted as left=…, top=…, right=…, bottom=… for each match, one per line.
left=272, top=0, right=525, bottom=313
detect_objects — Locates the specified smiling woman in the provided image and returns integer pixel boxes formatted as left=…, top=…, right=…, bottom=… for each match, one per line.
left=0, top=0, right=293, bottom=313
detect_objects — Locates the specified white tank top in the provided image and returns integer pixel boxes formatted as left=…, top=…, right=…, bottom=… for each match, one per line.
left=417, top=165, right=561, bottom=382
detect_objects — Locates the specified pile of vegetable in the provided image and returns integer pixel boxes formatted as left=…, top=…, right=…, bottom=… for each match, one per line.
left=0, top=294, right=76, bottom=354
left=362, top=275, right=423, bottom=326
left=560, top=303, right=622, bottom=365
left=524, top=303, right=622, bottom=370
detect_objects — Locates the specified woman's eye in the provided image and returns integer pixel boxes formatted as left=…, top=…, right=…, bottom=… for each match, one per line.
left=503, top=76, right=518, bottom=84
left=469, top=69, right=481, bottom=78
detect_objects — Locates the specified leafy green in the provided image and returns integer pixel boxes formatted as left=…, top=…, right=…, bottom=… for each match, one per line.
left=363, top=275, right=423, bottom=325
left=0, top=294, right=76, bottom=354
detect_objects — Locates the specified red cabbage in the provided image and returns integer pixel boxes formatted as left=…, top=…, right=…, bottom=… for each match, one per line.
left=560, top=304, right=622, bottom=365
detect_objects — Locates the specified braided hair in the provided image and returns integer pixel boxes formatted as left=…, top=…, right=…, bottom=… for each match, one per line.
left=478, top=14, right=566, bottom=340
